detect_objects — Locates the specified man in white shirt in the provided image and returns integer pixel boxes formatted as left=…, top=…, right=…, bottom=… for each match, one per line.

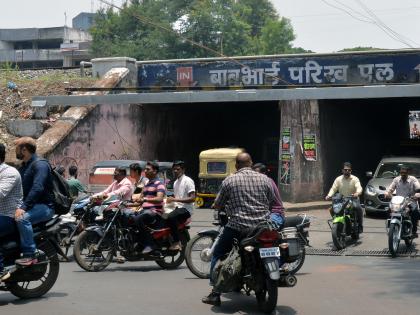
left=325, top=162, right=364, bottom=232
left=166, top=161, right=196, bottom=251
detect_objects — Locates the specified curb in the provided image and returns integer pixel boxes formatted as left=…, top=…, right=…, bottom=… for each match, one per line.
left=285, top=202, right=330, bottom=212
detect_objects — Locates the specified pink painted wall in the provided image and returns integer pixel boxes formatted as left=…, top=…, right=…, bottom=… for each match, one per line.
left=48, top=104, right=145, bottom=184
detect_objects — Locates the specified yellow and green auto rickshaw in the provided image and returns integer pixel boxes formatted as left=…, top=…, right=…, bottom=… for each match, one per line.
left=195, top=147, right=244, bottom=208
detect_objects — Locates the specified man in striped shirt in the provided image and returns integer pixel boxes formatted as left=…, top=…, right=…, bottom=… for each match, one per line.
left=133, top=161, right=166, bottom=254
left=202, top=152, right=274, bottom=306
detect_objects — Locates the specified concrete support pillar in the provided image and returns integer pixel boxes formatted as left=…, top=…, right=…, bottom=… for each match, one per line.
left=63, top=55, right=73, bottom=67
left=278, top=99, right=324, bottom=203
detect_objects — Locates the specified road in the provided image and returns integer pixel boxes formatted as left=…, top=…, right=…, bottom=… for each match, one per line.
left=1, top=208, right=419, bottom=315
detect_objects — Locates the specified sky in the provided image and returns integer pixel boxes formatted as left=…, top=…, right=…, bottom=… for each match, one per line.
left=0, top=0, right=419, bottom=53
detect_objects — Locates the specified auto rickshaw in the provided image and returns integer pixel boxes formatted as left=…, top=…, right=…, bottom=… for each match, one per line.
left=195, top=148, right=244, bottom=208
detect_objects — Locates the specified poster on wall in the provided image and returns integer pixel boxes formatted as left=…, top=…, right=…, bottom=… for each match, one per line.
left=281, top=127, right=291, bottom=153
left=409, top=111, right=420, bottom=139
left=280, top=153, right=292, bottom=185
left=303, top=134, right=317, bottom=161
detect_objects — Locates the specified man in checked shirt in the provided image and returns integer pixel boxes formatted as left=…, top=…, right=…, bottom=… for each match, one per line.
left=0, top=143, right=23, bottom=281
left=202, top=152, right=275, bottom=306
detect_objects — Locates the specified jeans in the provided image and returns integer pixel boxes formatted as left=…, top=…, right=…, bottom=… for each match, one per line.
left=133, top=209, right=162, bottom=247
left=271, top=213, right=285, bottom=228
left=166, top=207, right=191, bottom=242
left=209, top=226, right=243, bottom=287
left=0, top=215, right=16, bottom=270
left=15, top=204, right=54, bottom=256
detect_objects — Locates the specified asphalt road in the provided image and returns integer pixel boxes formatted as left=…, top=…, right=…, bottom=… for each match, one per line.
left=1, top=208, right=419, bottom=315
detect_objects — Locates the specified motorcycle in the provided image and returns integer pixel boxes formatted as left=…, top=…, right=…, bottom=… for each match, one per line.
left=73, top=200, right=191, bottom=272
left=328, top=194, right=361, bottom=250
left=210, top=221, right=298, bottom=314
left=386, top=195, right=417, bottom=257
left=56, top=195, right=103, bottom=260
left=185, top=210, right=310, bottom=279
left=0, top=216, right=62, bottom=299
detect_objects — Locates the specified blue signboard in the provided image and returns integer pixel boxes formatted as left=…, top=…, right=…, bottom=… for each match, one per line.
left=138, top=51, right=420, bottom=88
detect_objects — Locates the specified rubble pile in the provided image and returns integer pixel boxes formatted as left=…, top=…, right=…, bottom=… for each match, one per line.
left=0, top=68, right=95, bottom=148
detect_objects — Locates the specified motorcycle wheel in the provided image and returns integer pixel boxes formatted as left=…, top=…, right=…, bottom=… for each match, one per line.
left=332, top=222, right=346, bottom=250
left=7, top=240, right=60, bottom=299
left=185, top=234, right=216, bottom=279
left=388, top=223, right=400, bottom=257
left=256, top=277, right=278, bottom=314
left=56, top=223, right=77, bottom=261
left=73, top=230, right=114, bottom=272
left=155, top=232, right=188, bottom=269
left=283, top=245, right=306, bottom=275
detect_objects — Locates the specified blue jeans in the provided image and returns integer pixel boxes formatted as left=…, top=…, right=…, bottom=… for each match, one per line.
left=15, top=204, right=54, bottom=256
left=271, top=213, right=284, bottom=227
left=0, top=215, right=17, bottom=270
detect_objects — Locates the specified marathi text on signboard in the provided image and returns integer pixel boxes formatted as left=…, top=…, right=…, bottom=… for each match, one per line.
left=138, top=51, right=420, bottom=88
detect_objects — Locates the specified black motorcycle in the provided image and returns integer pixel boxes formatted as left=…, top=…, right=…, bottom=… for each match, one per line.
left=73, top=200, right=191, bottom=272
left=0, top=216, right=62, bottom=299
left=211, top=221, right=298, bottom=314
left=185, top=211, right=310, bottom=278
left=56, top=195, right=103, bottom=260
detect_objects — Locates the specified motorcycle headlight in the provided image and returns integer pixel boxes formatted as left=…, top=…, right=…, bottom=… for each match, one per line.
left=366, top=185, right=376, bottom=196
left=333, top=203, right=343, bottom=214
left=389, top=203, right=402, bottom=212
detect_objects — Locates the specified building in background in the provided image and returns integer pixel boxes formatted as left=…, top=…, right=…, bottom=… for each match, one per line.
left=0, top=13, right=93, bottom=68
left=72, top=12, right=95, bottom=31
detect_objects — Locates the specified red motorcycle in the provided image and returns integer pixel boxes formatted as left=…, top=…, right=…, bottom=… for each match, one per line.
left=73, top=200, right=191, bottom=271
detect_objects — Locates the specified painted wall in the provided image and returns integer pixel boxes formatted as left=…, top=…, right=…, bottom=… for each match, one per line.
left=47, top=104, right=144, bottom=184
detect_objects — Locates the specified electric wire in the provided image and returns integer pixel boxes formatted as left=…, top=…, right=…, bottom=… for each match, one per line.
left=320, top=0, right=418, bottom=49
left=354, top=0, right=420, bottom=48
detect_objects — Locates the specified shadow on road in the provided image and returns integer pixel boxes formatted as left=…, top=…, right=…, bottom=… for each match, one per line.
left=74, top=264, right=188, bottom=273
left=0, top=291, right=68, bottom=306
left=366, top=257, right=420, bottom=297
left=209, top=292, right=297, bottom=315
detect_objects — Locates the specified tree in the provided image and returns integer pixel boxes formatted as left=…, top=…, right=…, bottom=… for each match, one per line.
left=338, top=46, right=386, bottom=52
left=90, top=0, right=308, bottom=60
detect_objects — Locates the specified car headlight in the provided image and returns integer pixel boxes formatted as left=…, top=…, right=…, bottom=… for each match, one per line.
left=366, top=185, right=376, bottom=196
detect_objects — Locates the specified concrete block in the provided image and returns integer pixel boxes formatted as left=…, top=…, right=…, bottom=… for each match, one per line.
left=7, top=120, right=45, bottom=138
left=33, top=107, right=48, bottom=119
left=91, top=57, right=137, bottom=86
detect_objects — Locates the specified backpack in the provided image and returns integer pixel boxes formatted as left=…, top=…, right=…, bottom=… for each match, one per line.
left=31, top=159, right=73, bottom=215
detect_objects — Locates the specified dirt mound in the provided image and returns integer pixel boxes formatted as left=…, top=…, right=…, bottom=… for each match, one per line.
left=0, top=69, right=95, bottom=149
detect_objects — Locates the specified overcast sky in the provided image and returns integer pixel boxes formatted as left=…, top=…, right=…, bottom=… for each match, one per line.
left=0, top=0, right=419, bottom=53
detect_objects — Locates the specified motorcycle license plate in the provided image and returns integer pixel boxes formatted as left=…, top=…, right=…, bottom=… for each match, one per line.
left=259, top=247, right=280, bottom=258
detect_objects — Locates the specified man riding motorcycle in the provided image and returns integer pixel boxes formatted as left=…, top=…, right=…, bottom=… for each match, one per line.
left=325, top=162, right=364, bottom=233
left=0, top=143, right=23, bottom=281
left=201, top=152, right=274, bottom=307
left=384, top=165, right=420, bottom=238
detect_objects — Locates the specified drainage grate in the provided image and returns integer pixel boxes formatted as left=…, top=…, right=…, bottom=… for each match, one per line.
left=306, top=247, right=419, bottom=257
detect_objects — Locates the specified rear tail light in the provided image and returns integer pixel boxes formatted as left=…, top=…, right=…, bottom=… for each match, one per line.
left=258, top=230, right=279, bottom=243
